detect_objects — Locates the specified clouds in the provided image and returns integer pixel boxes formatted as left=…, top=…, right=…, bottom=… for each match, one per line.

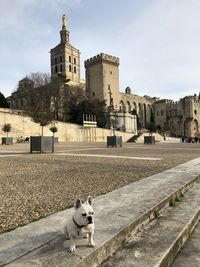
left=0, top=0, right=200, bottom=100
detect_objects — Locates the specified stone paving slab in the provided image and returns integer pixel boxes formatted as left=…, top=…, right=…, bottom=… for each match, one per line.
left=54, top=153, right=162, bottom=161
left=0, top=158, right=200, bottom=266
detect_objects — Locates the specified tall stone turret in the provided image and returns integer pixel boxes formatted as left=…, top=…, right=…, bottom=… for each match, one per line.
left=84, top=53, right=120, bottom=107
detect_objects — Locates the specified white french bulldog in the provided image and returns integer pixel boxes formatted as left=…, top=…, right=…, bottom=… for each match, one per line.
left=65, top=196, right=95, bottom=252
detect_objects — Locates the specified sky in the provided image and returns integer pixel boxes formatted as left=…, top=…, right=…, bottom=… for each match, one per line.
left=0, top=0, right=200, bottom=100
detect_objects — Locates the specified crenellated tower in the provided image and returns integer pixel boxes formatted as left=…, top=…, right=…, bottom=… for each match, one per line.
left=84, top=53, right=120, bottom=107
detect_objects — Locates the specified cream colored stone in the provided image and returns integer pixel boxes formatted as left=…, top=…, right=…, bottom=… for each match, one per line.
left=0, top=108, right=133, bottom=143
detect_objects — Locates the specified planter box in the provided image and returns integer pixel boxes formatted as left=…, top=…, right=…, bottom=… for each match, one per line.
left=144, top=136, right=155, bottom=144
left=54, top=137, right=58, bottom=144
left=30, top=136, right=54, bottom=153
left=107, top=136, right=122, bottom=147
left=2, top=137, right=13, bottom=145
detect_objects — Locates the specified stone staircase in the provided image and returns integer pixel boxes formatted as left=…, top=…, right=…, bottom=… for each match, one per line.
left=0, top=158, right=199, bottom=267
left=102, top=183, right=200, bottom=267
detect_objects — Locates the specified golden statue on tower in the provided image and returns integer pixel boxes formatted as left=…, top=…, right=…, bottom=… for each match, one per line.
left=62, top=14, right=67, bottom=30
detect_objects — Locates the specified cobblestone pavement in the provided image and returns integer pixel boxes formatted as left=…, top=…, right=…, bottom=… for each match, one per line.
left=0, top=142, right=200, bottom=234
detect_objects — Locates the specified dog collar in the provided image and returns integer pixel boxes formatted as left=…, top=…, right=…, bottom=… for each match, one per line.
left=73, top=217, right=87, bottom=229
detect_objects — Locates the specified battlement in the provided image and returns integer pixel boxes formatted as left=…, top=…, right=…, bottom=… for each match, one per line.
left=84, top=53, right=120, bottom=67
left=156, top=99, right=173, bottom=104
left=167, top=101, right=179, bottom=107
left=182, top=94, right=200, bottom=103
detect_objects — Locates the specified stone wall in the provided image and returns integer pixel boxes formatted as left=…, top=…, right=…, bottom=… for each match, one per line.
left=0, top=108, right=133, bottom=143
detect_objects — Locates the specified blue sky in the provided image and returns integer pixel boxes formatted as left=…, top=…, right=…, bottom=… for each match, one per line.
left=0, top=0, right=200, bottom=100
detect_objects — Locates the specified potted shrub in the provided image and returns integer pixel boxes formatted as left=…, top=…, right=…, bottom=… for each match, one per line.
left=2, top=123, right=13, bottom=145
left=28, top=109, right=54, bottom=153
left=49, top=126, right=58, bottom=144
left=107, top=112, right=122, bottom=147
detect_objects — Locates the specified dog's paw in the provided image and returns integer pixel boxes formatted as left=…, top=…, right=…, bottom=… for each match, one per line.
left=88, top=241, right=95, bottom=248
left=68, top=245, right=76, bottom=252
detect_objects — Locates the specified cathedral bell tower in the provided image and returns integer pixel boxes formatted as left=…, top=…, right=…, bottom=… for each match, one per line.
left=50, top=15, right=81, bottom=84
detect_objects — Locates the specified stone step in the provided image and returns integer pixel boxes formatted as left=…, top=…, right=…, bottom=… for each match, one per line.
left=101, top=182, right=200, bottom=267
left=171, top=219, right=200, bottom=267
left=0, top=158, right=200, bottom=267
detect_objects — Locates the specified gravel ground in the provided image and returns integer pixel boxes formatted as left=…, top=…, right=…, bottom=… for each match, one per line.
left=0, top=142, right=200, bottom=234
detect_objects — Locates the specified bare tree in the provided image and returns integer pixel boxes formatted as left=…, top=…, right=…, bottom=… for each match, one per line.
left=28, top=109, right=54, bottom=136
left=28, top=72, right=51, bottom=87
left=24, top=73, right=56, bottom=136
left=63, top=85, right=85, bottom=122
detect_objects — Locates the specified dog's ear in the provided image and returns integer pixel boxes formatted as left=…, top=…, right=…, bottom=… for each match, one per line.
left=74, top=198, right=82, bottom=209
left=87, top=196, right=92, bottom=206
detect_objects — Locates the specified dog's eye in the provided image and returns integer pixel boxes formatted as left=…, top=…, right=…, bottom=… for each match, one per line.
left=82, top=213, right=87, bottom=217
left=90, top=212, right=94, bottom=215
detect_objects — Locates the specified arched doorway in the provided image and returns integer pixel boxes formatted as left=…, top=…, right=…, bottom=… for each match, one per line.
left=193, top=119, right=199, bottom=135
left=132, top=102, right=137, bottom=115
left=143, top=103, right=147, bottom=128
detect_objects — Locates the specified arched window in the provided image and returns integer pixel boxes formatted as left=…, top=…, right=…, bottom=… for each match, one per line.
left=119, top=100, right=125, bottom=112
left=127, top=101, right=131, bottom=113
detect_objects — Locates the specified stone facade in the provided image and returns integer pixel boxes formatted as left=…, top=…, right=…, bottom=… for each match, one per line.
left=84, top=52, right=200, bottom=137
left=84, top=53, right=138, bottom=133
left=0, top=108, right=133, bottom=142
left=7, top=78, right=34, bottom=109
left=154, top=95, right=200, bottom=137
left=85, top=53, right=120, bottom=104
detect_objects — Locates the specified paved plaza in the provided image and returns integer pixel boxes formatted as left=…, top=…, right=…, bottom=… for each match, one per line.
left=0, top=141, right=200, bottom=234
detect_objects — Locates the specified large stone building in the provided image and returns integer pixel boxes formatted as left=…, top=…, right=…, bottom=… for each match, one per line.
left=85, top=53, right=157, bottom=132
left=7, top=77, right=34, bottom=109
left=84, top=52, right=200, bottom=137
left=154, top=95, right=200, bottom=137
left=7, top=15, right=200, bottom=138
left=84, top=53, right=138, bottom=133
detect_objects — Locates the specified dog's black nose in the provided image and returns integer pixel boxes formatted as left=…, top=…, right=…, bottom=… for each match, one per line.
left=87, top=216, right=93, bottom=223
